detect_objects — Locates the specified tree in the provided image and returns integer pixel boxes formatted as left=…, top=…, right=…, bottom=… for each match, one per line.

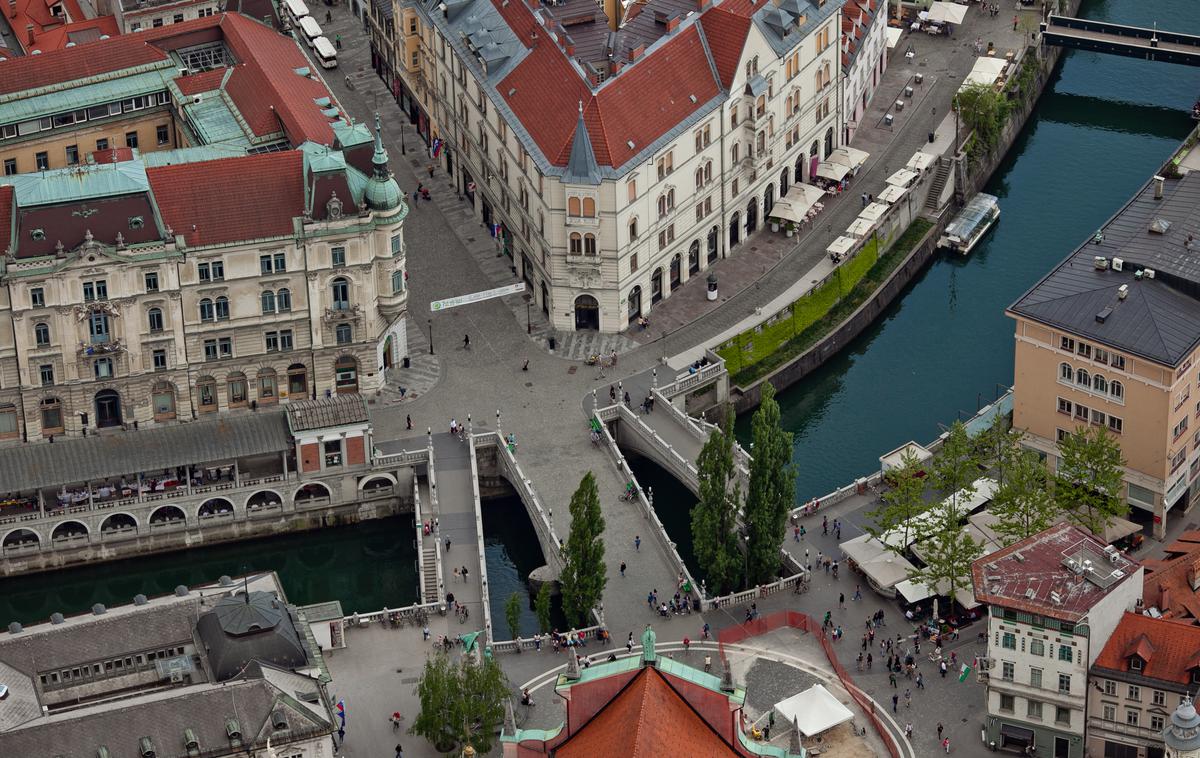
left=505, top=592, right=522, bottom=642
left=867, top=450, right=930, bottom=555
left=744, top=382, right=796, bottom=585
left=933, top=420, right=979, bottom=515
left=974, top=415, right=1024, bottom=488
left=559, top=472, right=607, bottom=627
left=411, top=652, right=510, bottom=753
left=691, top=408, right=743, bottom=594
left=990, top=449, right=1059, bottom=545
left=908, top=495, right=984, bottom=620
left=534, top=582, right=552, bottom=634
left=1055, top=426, right=1127, bottom=537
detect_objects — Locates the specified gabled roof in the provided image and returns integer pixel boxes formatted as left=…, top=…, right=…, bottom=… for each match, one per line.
left=555, top=666, right=739, bottom=757
left=1094, top=612, right=1200, bottom=686
left=563, top=108, right=601, bottom=185
left=147, top=151, right=306, bottom=247
left=286, top=395, right=370, bottom=433
left=698, top=7, right=753, bottom=88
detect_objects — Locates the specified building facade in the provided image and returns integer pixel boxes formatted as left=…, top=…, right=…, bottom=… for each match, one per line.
left=840, top=0, right=887, bottom=144
left=393, top=0, right=846, bottom=333
left=1087, top=613, right=1200, bottom=758
left=0, top=14, right=409, bottom=443
left=1008, top=173, right=1200, bottom=540
left=972, top=524, right=1144, bottom=758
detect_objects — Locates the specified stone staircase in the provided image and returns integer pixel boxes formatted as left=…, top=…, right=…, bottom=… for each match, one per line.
left=416, top=477, right=440, bottom=603
left=924, top=161, right=953, bottom=212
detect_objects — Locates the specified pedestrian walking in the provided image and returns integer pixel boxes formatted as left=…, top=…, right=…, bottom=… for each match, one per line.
left=943, top=737, right=951, bottom=753
left=610, top=385, right=617, bottom=402
left=804, top=548, right=810, bottom=564
left=463, top=334, right=470, bottom=350
left=861, top=634, right=868, bottom=650
left=853, top=584, right=862, bottom=601
left=889, top=671, right=897, bottom=688
left=427, top=164, right=435, bottom=179
left=335, top=33, right=342, bottom=49
left=406, top=414, right=412, bottom=430
left=704, top=654, right=712, bottom=672
left=916, top=672, right=925, bottom=689
left=623, top=391, right=631, bottom=407
left=444, top=536, right=451, bottom=552
left=462, top=566, right=469, bottom=582
left=856, top=652, right=864, bottom=671
left=937, top=723, right=944, bottom=741
left=822, top=516, right=828, bottom=535
left=839, top=592, right=845, bottom=608
left=635, top=535, right=641, bottom=551
left=799, top=525, right=806, bottom=540
left=794, top=525, right=800, bottom=542
left=904, top=723, right=913, bottom=739
left=904, top=688, right=911, bottom=708
left=620, top=561, right=626, bottom=577
left=1012, top=14, right=1018, bottom=30
left=867, top=652, right=873, bottom=669
left=940, top=660, right=948, bottom=678
left=891, top=694, right=898, bottom=713
left=452, top=567, right=460, bottom=582
left=703, top=622, right=711, bottom=640
left=683, top=636, right=690, bottom=653
left=861, top=192, right=869, bottom=207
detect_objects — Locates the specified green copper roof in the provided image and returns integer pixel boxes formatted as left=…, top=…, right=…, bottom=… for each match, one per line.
left=500, top=724, right=564, bottom=744
left=332, top=120, right=373, bottom=149
left=0, top=70, right=174, bottom=127
left=141, top=145, right=248, bottom=167
left=364, top=114, right=402, bottom=211
left=185, top=94, right=255, bottom=150
left=299, top=141, right=348, bottom=174
left=3, top=161, right=149, bottom=206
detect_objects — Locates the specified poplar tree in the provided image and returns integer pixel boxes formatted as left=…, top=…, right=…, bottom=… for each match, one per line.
left=744, top=382, right=796, bottom=584
left=505, top=592, right=522, bottom=642
left=559, top=472, right=607, bottom=626
left=867, top=450, right=930, bottom=555
left=691, top=408, right=743, bottom=594
left=534, top=582, right=552, bottom=634
left=990, top=448, right=1059, bottom=544
left=1055, top=426, right=1126, bottom=537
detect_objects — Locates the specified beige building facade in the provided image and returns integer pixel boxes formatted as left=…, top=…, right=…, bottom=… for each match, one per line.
left=392, top=0, right=845, bottom=332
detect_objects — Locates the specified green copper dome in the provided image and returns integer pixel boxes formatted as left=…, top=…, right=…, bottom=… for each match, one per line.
left=364, top=113, right=403, bottom=212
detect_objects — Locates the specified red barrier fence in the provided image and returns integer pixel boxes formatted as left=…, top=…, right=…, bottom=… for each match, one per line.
left=717, top=610, right=901, bottom=758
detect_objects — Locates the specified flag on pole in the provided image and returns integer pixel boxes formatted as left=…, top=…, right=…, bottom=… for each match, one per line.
left=336, top=698, right=347, bottom=727
left=958, top=664, right=972, bottom=683
left=431, top=138, right=444, bottom=158
left=490, top=222, right=502, bottom=238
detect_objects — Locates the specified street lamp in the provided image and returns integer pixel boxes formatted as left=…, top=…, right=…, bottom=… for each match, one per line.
left=523, top=293, right=533, bottom=335
left=401, top=126, right=406, bottom=155
left=427, top=319, right=434, bottom=355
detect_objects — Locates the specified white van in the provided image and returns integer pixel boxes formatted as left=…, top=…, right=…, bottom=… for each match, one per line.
left=297, top=15, right=323, bottom=48
left=283, top=0, right=310, bottom=26
left=312, top=36, right=338, bottom=69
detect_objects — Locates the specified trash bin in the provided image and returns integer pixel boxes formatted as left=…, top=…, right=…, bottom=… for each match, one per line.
left=707, top=271, right=718, bottom=302
left=402, top=356, right=411, bottom=369
left=856, top=478, right=867, bottom=495
left=548, top=336, right=557, bottom=351
left=928, top=132, right=935, bottom=143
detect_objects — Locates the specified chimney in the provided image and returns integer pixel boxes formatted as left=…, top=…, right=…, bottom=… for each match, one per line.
left=26, top=24, right=35, bottom=46
left=564, top=40, right=575, bottom=55
left=7, top=0, right=15, bottom=19
left=666, top=14, right=680, bottom=31
left=628, top=43, right=645, bottom=61
left=1154, top=175, right=1164, bottom=200
left=697, top=0, right=712, bottom=10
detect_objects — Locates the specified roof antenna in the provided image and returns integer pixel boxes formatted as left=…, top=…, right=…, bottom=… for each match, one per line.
left=578, top=99, right=583, bottom=114
left=243, top=572, right=250, bottom=603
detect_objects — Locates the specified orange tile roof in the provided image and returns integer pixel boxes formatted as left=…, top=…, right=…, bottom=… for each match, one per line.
left=27, top=14, right=120, bottom=53
left=1094, top=612, right=1200, bottom=686
left=697, top=7, right=751, bottom=89
left=1142, top=543, right=1200, bottom=623
left=556, top=667, right=739, bottom=757
left=146, top=151, right=306, bottom=247
left=175, top=68, right=229, bottom=96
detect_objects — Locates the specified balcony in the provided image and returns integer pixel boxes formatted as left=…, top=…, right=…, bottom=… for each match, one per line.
left=324, top=303, right=363, bottom=323
left=77, top=338, right=125, bottom=357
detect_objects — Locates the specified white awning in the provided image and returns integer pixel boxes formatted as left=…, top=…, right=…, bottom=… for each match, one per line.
left=877, top=184, right=908, bottom=204
left=770, top=184, right=826, bottom=222
left=815, top=161, right=852, bottom=182
left=1103, top=516, right=1141, bottom=543
left=962, top=56, right=1008, bottom=88
left=879, top=441, right=932, bottom=472
left=846, top=217, right=875, bottom=238
left=828, top=146, right=870, bottom=170
left=774, top=685, right=855, bottom=737
left=894, top=576, right=980, bottom=609
left=827, top=235, right=857, bottom=256
left=840, top=533, right=888, bottom=565
left=886, top=26, right=903, bottom=48
left=859, top=202, right=889, bottom=223
left=886, top=168, right=920, bottom=187
left=906, top=151, right=937, bottom=172
left=860, top=552, right=915, bottom=590
left=928, top=1, right=967, bottom=24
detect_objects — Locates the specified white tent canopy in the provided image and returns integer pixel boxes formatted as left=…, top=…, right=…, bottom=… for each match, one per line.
left=774, top=685, right=856, bottom=737
left=962, top=56, right=1008, bottom=88
left=877, top=184, right=908, bottom=204
left=895, top=576, right=981, bottom=609
left=859, top=202, right=890, bottom=223
left=770, top=184, right=827, bottom=222
left=829, top=146, right=870, bottom=169
left=879, top=477, right=999, bottom=550
left=887, top=168, right=920, bottom=187
left=880, top=441, right=932, bottom=472
left=840, top=533, right=887, bottom=565
left=928, top=1, right=967, bottom=24
left=886, top=26, right=903, bottom=48
left=846, top=217, right=875, bottom=238
left=906, top=151, right=937, bottom=172
left=815, top=161, right=852, bottom=182
left=827, top=235, right=857, bottom=256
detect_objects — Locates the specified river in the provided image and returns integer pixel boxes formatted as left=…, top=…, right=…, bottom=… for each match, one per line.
left=751, top=0, right=1200, bottom=501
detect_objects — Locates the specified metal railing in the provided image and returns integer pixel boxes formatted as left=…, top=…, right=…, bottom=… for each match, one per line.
left=467, top=432, right=495, bottom=647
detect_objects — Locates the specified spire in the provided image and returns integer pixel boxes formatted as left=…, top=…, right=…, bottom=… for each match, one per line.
left=371, top=112, right=390, bottom=179
left=640, top=624, right=657, bottom=665
left=788, top=717, right=802, bottom=756
left=565, top=651, right=581, bottom=680
left=562, top=101, right=601, bottom=185
left=362, top=114, right=403, bottom=212
left=503, top=698, right=516, bottom=736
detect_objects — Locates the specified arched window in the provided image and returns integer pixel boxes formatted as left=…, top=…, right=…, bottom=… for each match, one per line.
left=152, top=381, right=176, bottom=418
left=568, top=197, right=581, bottom=217
left=331, top=277, right=350, bottom=310
left=696, top=167, right=705, bottom=189
left=147, top=307, right=163, bottom=332
left=261, top=291, right=276, bottom=314
left=215, top=296, right=229, bottom=321
left=196, top=376, right=217, bottom=411
left=584, top=234, right=597, bottom=256
left=582, top=197, right=596, bottom=217
left=336, top=323, right=353, bottom=344
left=277, top=288, right=292, bottom=312
left=704, top=161, right=712, bottom=183
left=1060, top=363, right=1073, bottom=381
left=1093, top=374, right=1108, bottom=393
left=667, top=189, right=675, bottom=209
left=814, top=69, right=822, bottom=91
left=199, top=298, right=214, bottom=322
left=569, top=233, right=582, bottom=255
left=257, top=368, right=278, bottom=402
left=34, top=322, right=50, bottom=347
left=657, top=195, right=667, bottom=218
left=1075, top=368, right=1089, bottom=387
left=227, top=371, right=248, bottom=406
left=732, top=143, right=740, bottom=164
left=1111, top=381, right=1124, bottom=400
left=628, top=217, right=639, bottom=240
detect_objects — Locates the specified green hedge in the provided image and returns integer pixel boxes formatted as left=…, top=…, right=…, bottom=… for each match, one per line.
left=721, top=218, right=934, bottom=386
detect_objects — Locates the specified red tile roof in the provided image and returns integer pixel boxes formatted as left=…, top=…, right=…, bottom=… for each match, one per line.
left=556, top=667, right=738, bottom=757
left=1142, top=542, right=1200, bottom=624
left=175, top=68, right=229, bottom=96
left=971, top=523, right=1142, bottom=622
left=2, top=0, right=87, bottom=52
left=28, top=15, right=120, bottom=53
left=147, top=151, right=306, bottom=247
left=0, top=186, right=13, bottom=254
left=698, top=7, right=751, bottom=90
left=90, top=147, right=136, bottom=164
left=1093, top=612, right=1200, bottom=686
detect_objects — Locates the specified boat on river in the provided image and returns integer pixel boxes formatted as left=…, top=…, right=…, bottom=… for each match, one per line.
left=937, top=192, right=1000, bottom=255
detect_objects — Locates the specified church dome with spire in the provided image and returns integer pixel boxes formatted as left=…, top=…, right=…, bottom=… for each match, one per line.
left=363, top=114, right=403, bottom=212
left=1166, top=695, right=1200, bottom=757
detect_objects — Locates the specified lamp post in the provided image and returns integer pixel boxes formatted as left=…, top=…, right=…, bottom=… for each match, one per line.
left=427, top=318, right=434, bottom=355
left=401, top=126, right=406, bottom=155
left=523, top=293, right=533, bottom=335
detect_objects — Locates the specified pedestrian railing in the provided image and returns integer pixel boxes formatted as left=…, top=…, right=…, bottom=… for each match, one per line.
left=479, top=430, right=563, bottom=571
left=657, top=351, right=727, bottom=399
left=489, top=624, right=606, bottom=654
left=345, top=600, right=443, bottom=626
left=425, top=441, right=445, bottom=606
left=467, top=431, right=495, bottom=648
left=702, top=573, right=807, bottom=611
left=375, top=447, right=430, bottom=466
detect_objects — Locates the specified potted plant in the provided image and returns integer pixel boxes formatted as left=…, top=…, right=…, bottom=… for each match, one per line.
left=785, top=221, right=796, bottom=238
left=770, top=218, right=780, bottom=233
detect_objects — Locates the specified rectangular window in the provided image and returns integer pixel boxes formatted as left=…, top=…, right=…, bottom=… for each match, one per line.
left=1030, top=639, right=1044, bottom=657
left=1151, top=714, right=1165, bottom=730
left=1104, top=680, right=1116, bottom=696
left=1125, top=709, right=1139, bottom=726
left=260, top=255, right=272, bottom=275
left=1061, top=336, right=1075, bottom=352
left=39, top=364, right=54, bottom=386
left=3, top=158, right=15, bottom=175
left=1102, top=704, right=1115, bottom=721
left=1153, top=690, right=1165, bottom=706
left=172, top=12, right=183, bottom=22
left=1077, top=342, right=1092, bottom=358
left=1111, top=354, right=1126, bottom=370
left=1055, top=706, right=1070, bottom=725
left=273, top=252, right=286, bottom=272
left=630, top=253, right=638, bottom=273
left=1128, top=685, right=1140, bottom=701
left=1001, top=661, right=1014, bottom=681
left=36, top=151, right=49, bottom=170
left=1074, top=404, right=1089, bottom=421
left=279, top=330, right=293, bottom=351
left=331, top=246, right=346, bottom=267
left=96, top=138, right=109, bottom=151
left=627, top=179, right=637, bottom=204
left=1001, top=633, right=1016, bottom=650
left=999, top=694, right=1014, bottom=712
left=156, top=124, right=169, bottom=145
left=198, top=261, right=223, bottom=281
left=390, top=234, right=401, bottom=256
left=144, top=272, right=159, bottom=292
left=1027, top=700, right=1042, bottom=720
left=204, top=339, right=218, bottom=361
left=1058, top=645, right=1074, bottom=662
left=1057, top=397, right=1072, bottom=415
left=324, top=439, right=343, bottom=467
left=265, top=332, right=279, bottom=352
left=218, top=337, right=232, bottom=357
left=66, top=144, right=79, bottom=165
left=153, top=349, right=167, bottom=370
left=1108, top=416, right=1123, bottom=434
left=94, top=357, right=113, bottom=379
left=1058, top=673, right=1071, bottom=694
left=30, top=287, right=44, bottom=307
left=1030, top=668, right=1042, bottom=688
left=125, top=131, right=138, bottom=149
left=82, top=280, right=107, bottom=301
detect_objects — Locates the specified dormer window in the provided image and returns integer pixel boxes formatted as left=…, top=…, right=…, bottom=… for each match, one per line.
left=1192, top=668, right=1200, bottom=684
left=30, top=228, right=45, bottom=241
left=129, top=216, right=145, bottom=230
left=1129, top=656, right=1143, bottom=672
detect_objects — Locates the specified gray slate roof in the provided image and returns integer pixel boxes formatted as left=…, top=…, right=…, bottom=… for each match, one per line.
left=285, top=394, right=369, bottom=432
left=197, top=593, right=308, bottom=682
left=1010, top=172, right=1200, bottom=367
left=0, top=411, right=291, bottom=492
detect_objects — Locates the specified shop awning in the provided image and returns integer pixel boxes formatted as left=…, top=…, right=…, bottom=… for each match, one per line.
left=962, top=56, right=1008, bottom=89
left=928, top=1, right=967, bottom=25
left=887, top=169, right=919, bottom=187
left=770, top=184, right=826, bottom=222
left=840, top=533, right=888, bottom=565
left=894, top=575, right=981, bottom=609
left=1102, top=516, right=1141, bottom=543
left=774, top=685, right=855, bottom=737
left=827, top=235, right=857, bottom=256
left=886, top=26, right=903, bottom=49
left=906, top=151, right=937, bottom=172
left=1000, top=723, right=1035, bottom=743
left=828, top=146, right=870, bottom=170
left=860, top=553, right=915, bottom=591
left=880, top=441, right=932, bottom=472
left=859, top=202, right=889, bottom=223
left=815, top=161, right=852, bottom=182
left=877, top=184, right=908, bottom=204
left=846, top=217, right=875, bottom=238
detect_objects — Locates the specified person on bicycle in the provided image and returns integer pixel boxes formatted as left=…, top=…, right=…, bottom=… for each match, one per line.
left=624, top=480, right=636, bottom=500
